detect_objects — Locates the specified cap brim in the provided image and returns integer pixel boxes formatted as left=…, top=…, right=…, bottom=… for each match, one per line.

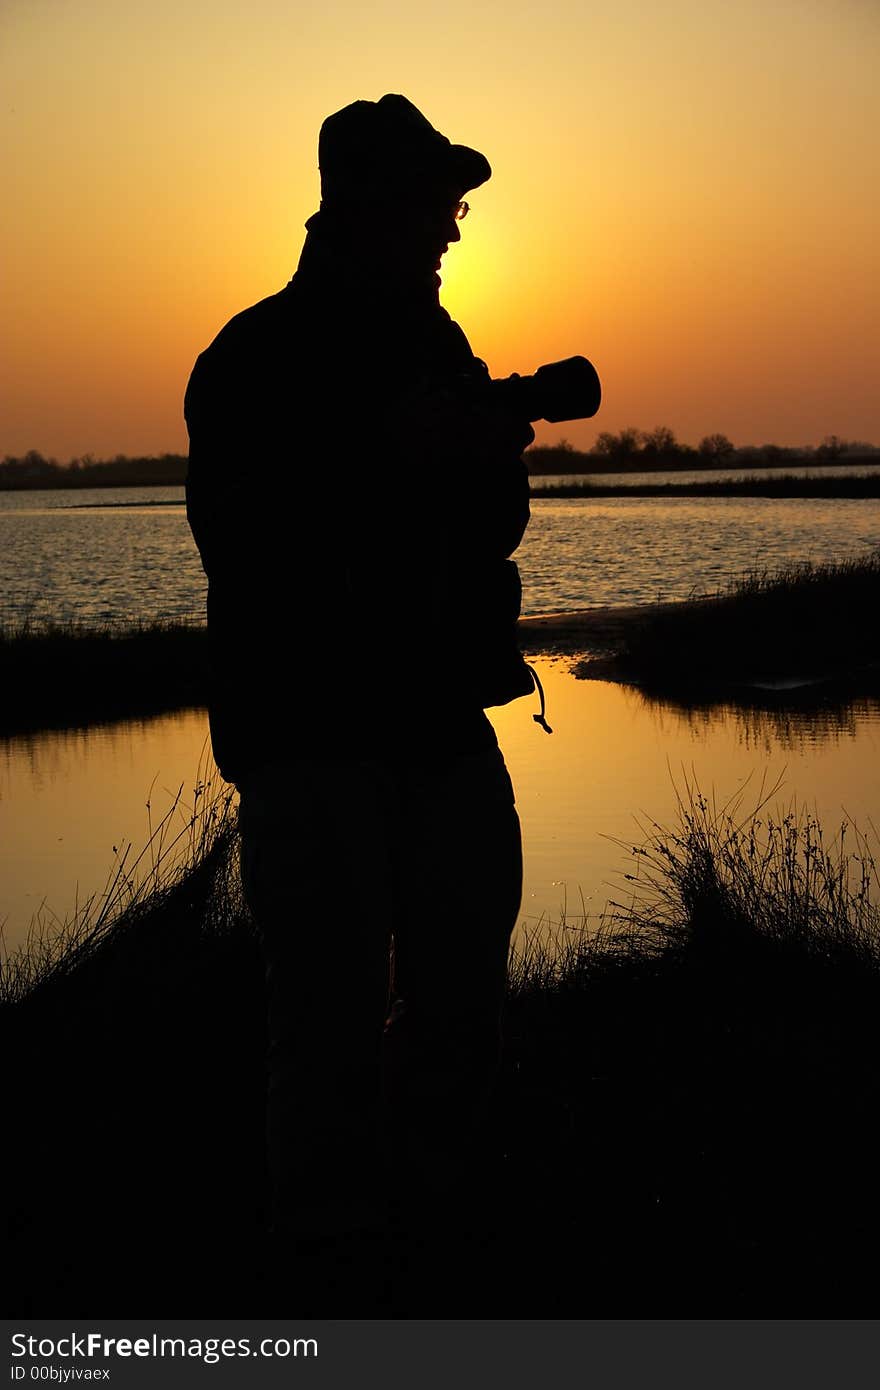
left=449, top=143, right=491, bottom=193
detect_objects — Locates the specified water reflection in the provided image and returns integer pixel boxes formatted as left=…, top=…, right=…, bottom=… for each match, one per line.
left=629, top=684, right=880, bottom=754
left=490, top=661, right=880, bottom=938
left=2, top=659, right=879, bottom=957
left=0, top=710, right=217, bottom=952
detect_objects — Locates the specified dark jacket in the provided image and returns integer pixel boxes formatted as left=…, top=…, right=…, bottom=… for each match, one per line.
left=184, top=213, right=532, bottom=782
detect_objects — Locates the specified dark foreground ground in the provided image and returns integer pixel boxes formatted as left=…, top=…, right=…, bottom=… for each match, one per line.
left=5, top=822, right=879, bottom=1318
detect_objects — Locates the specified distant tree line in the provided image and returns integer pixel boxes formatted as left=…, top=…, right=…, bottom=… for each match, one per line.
left=527, top=431, right=880, bottom=475
left=0, top=451, right=188, bottom=490
left=1, top=434, right=878, bottom=489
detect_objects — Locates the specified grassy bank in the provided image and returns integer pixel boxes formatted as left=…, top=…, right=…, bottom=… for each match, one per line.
left=533, top=472, right=880, bottom=497
left=0, top=617, right=208, bottom=733
left=519, top=550, right=880, bottom=696
left=4, top=780, right=879, bottom=1315
left=601, top=550, right=880, bottom=690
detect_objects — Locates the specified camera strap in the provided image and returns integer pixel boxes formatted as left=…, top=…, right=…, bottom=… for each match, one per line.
left=525, top=663, right=553, bottom=734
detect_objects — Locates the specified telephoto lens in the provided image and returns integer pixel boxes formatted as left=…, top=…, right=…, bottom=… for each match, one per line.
left=491, top=356, right=601, bottom=423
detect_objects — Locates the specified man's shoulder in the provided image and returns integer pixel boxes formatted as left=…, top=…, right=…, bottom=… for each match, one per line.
left=201, top=283, right=301, bottom=357
left=185, top=281, right=317, bottom=414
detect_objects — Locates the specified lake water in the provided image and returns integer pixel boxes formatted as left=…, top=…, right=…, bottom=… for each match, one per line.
left=3, top=484, right=880, bottom=624
left=4, top=483, right=879, bottom=961
left=2, top=658, right=878, bottom=958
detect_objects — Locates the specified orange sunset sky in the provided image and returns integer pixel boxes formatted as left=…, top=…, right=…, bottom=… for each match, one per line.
left=2, top=0, right=878, bottom=460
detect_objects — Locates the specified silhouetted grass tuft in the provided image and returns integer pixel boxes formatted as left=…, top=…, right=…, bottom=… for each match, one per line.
left=499, top=776, right=880, bottom=1313
left=0, top=755, right=243, bottom=1006
left=3, top=760, right=266, bottom=1315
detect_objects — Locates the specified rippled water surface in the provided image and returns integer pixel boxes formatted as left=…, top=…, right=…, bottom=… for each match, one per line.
left=524, top=495, right=880, bottom=610
left=3, top=485, right=880, bottom=624
left=0, top=488, right=204, bottom=627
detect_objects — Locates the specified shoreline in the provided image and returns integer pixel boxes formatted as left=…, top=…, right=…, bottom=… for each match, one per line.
left=5, top=469, right=880, bottom=506
left=3, top=580, right=879, bottom=739
left=520, top=602, right=672, bottom=657
left=0, top=603, right=653, bottom=738
left=519, top=565, right=880, bottom=695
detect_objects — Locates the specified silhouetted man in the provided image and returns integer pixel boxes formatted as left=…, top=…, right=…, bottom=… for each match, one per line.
left=184, top=95, right=535, bottom=1253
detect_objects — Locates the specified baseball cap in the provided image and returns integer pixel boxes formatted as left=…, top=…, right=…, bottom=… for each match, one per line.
left=318, top=94, right=491, bottom=206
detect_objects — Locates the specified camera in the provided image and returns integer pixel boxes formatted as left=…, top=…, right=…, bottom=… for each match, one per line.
left=490, top=355, right=601, bottom=424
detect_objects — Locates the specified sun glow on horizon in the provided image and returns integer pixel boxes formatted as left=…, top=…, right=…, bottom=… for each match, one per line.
left=2, top=0, right=878, bottom=458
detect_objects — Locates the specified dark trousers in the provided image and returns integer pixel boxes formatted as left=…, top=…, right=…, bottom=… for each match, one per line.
left=237, top=744, right=523, bottom=1236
